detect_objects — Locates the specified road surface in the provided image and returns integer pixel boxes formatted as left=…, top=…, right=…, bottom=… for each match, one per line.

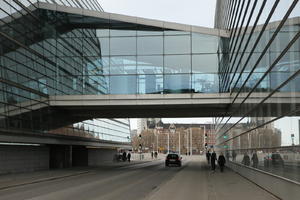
left=0, top=156, right=278, bottom=200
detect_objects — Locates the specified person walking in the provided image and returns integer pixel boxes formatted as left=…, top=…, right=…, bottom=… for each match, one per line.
left=211, top=151, right=217, bottom=172
left=242, top=153, right=250, bottom=166
left=127, top=152, right=131, bottom=162
left=151, top=151, right=154, bottom=159
left=218, top=152, right=226, bottom=172
left=206, top=150, right=211, bottom=164
left=122, top=151, right=127, bottom=162
left=252, top=152, right=258, bottom=168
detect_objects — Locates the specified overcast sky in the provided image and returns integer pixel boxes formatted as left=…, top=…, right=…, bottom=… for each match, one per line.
left=98, top=0, right=216, bottom=27
left=98, top=0, right=217, bottom=129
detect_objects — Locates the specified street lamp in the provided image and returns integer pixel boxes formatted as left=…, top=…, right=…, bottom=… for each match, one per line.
left=155, top=121, right=163, bottom=154
left=169, top=124, right=177, bottom=155
left=169, top=124, right=177, bottom=154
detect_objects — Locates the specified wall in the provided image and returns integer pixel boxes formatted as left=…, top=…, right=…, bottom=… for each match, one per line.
left=0, top=145, right=49, bottom=174
left=228, top=162, right=300, bottom=200
left=88, top=148, right=117, bottom=166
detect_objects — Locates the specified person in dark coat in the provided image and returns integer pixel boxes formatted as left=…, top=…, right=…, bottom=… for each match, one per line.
left=242, top=153, right=250, bottom=166
left=252, top=152, right=258, bottom=168
left=122, top=151, right=127, bottom=162
left=127, top=152, right=131, bottom=162
left=218, top=152, right=226, bottom=172
left=206, top=150, right=211, bottom=164
left=211, top=151, right=217, bottom=171
left=232, top=150, right=237, bottom=162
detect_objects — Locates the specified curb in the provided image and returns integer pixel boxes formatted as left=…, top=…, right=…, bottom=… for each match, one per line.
left=0, top=170, right=90, bottom=191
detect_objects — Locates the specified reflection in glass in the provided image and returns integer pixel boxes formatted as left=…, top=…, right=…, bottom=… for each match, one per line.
left=110, top=75, right=137, bottom=94
left=192, top=74, right=219, bottom=93
left=164, top=35, right=191, bottom=54
left=137, top=56, right=163, bottom=74
left=192, top=54, right=218, bottom=73
left=165, top=55, right=191, bottom=73
left=137, top=36, right=163, bottom=55
left=138, top=75, right=163, bottom=94
left=164, top=74, right=191, bottom=93
left=110, top=56, right=136, bottom=74
left=110, top=37, right=136, bottom=55
left=192, top=33, right=218, bottom=53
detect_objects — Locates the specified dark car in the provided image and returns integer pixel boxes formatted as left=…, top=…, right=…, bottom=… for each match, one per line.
left=264, top=153, right=284, bottom=168
left=165, top=153, right=182, bottom=167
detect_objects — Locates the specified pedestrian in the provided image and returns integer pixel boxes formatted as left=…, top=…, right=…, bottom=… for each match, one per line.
left=232, top=150, right=237, bottom=162
left=218, top=152, right=226, bottom=172
left=127, top=152, right=131, bottom=162
left=154, top=151, right=158, bottom=159
left=206, top=150, right=211, bottom=164
left=241, top=153, right=250, bottom=166
left=252, top=152, right=258, bottom=168
left=151, top=151, right=154, bottom=159
left=122, top=151, right=127, bottom=162
left=211, top=151, right=217, bottom=172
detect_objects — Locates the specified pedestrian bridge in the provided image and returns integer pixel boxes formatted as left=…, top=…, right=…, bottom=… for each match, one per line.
left=49, top=92, right=300, bottom=118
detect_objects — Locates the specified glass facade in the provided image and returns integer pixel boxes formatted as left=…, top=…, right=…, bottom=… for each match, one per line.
left=0, top=1, right=129, bottom=143
left=215, top=0, right=300, bottom=183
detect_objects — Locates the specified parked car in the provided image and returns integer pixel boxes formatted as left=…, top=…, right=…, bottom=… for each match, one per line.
left=264, top=153, right=284, bottom=167
left=165, top=153, right=182, bottom=167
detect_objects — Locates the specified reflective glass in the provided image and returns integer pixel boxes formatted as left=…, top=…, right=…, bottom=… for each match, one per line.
left=137, top=56, right=163, bottom=74
left=164, top=35, right=191, bottom=54
left=98, top=38, right=109, bottom=56
left=110, top=56, right=136, bottom=75
left=164, top=74, right=191, bottom=93
left=110, top=75, right=137, bottom=94
left=138, top=75, right=163, bottom=94
left=192, top=54, right=218, bottom=73
left=137, top=36, right=163, bottom=55
left=164, top=55, right=191, bottom=73
left=192, top=74, right=219, bottom=93
left=110, top=37, right=136, bottom=55
left=192, top=33, right=219, bottom=53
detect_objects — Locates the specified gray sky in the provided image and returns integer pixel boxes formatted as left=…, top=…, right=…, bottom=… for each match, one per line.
left=98, top=0, right=217, bottom=129
left=98, top=0, right=216, bottom=27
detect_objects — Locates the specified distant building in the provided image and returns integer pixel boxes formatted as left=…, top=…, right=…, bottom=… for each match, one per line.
left=135, top=120, right=216, bottom=154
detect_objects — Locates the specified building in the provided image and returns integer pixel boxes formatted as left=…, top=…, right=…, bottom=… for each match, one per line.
left=1, top=0, right=300, bottom=198
left=0, top=0, right=131, bottom=174
left=133, top=120, right=216, bottom=154
left=137, top=118, right=161, bottom=134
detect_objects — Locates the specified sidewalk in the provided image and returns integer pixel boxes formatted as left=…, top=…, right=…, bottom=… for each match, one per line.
left=0, top=168, right=90, bottom=190
left=146, top=156, right=279, bottom=200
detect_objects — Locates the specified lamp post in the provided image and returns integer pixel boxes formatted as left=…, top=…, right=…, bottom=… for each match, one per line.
left=200, top=125, right=206, bottom=150
left=169, top=124, right=176, bottom=155
left=155, top=121, right=163, bottom=154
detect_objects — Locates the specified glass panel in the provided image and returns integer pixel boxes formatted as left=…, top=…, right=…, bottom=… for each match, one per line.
left=165, top=55, right=191, bottom=73
left=192, top=54, right=219, bottom=73
left=192, top=74, right=219, bottom=93
left=110, top=75, right=137, bottom=94
left=138, top=74, right=163, bottom=94
left=164, top=35, right=191, bottom=54
left=98, top=38, right=109, bottom=56
left=137, top=56, right=163, bottom=74
left=192, top=33, right=219, bottom=53
left=137, top=36, right=163, bottom=55
left=110, top=37, right=136, bottom=55
left=110, top=56, right=136, bottom=75
left=164, top=74, right=191, bottom=93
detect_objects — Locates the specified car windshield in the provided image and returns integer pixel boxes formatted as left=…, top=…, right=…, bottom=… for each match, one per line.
left=167, top=154, right=179, bottom=159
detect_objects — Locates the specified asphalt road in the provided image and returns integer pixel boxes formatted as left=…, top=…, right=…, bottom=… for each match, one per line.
left=0, top=159, right=184, bottom=200
left=0, top=157, right=278, bottom=200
